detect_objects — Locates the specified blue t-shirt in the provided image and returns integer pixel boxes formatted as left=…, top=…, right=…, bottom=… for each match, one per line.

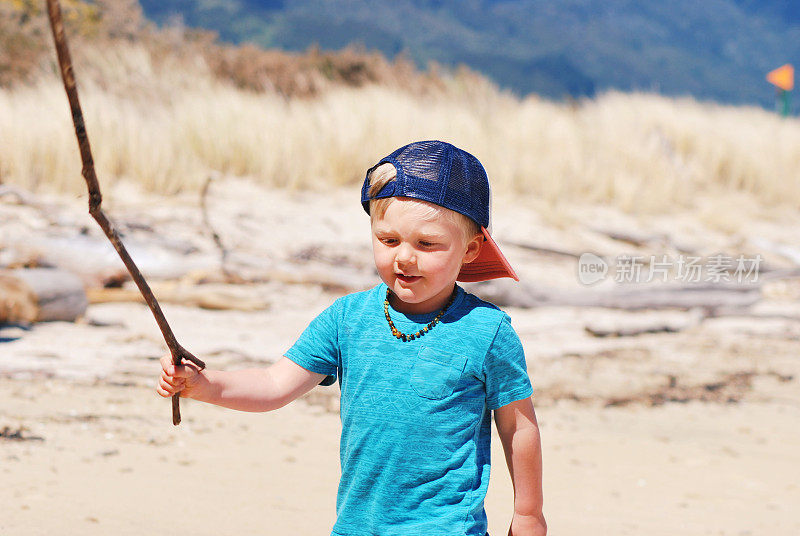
left=285, top=283, right=533, bottom=536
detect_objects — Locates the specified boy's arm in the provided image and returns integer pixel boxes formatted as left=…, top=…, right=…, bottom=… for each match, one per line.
left=157, top=355, right=328, bottom=412
left=494, top=397, right=547, bottom=536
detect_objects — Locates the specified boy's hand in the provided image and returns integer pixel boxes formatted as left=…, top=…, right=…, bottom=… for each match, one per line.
left=156, top=354, right=206, bottom=400
left=508, top=512, right=547, bottom=536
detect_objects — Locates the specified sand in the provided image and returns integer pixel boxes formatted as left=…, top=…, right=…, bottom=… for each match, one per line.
left=2, top=379, right=798, bottom=535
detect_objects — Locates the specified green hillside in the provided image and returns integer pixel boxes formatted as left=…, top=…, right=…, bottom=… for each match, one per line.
left=138, top=0, right=800, bottom=107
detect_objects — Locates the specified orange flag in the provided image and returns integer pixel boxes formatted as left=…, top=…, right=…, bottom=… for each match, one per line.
left=767, top=64, right=794, bottom=91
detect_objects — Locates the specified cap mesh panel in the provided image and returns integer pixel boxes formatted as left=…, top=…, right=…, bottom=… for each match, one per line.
left=362, top=140, right=490, bottom=228
left=395, top=141, right=444, bottom=182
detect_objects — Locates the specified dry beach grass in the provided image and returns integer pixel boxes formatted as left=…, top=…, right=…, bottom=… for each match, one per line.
left=2, top=37, right=800, bottom=215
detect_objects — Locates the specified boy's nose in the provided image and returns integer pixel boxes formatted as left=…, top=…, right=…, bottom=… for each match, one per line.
left=395, top=243, right=416, bottom=266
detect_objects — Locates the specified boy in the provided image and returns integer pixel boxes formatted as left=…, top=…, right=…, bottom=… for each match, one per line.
left=157, top=140, right=546, bottom=536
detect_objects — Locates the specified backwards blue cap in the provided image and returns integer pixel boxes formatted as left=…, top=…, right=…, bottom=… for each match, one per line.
left=361, top=140, right=490, bottom=228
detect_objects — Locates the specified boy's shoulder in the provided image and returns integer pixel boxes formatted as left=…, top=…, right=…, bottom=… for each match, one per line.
left=459, top=285, right=502, bottom=308
left=456, top=286, right=507, bottom=318
left=321, top=285, right=384, bottom=321
left=449, top=287, right=514, bottom=343
left=333, top=284, right=384, bottom=308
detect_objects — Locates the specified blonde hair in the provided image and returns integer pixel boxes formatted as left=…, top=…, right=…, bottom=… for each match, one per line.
left=367, top=162, right=481, bottom=240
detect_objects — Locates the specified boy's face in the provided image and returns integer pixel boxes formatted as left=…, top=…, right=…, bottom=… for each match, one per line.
left=371, top=198, right=482, bottom=315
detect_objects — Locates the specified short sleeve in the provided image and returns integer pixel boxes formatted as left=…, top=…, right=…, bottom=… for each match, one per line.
left=483, top=314, right=533, bottom=410
left=285, top=301, right=340, bottom=386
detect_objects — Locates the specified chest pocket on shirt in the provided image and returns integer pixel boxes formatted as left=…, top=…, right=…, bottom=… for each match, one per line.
left=410, top=347, right=468, bottom=400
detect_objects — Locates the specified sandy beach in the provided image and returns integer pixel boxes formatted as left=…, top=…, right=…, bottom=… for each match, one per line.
left=2, top=181, right=800, bottom=535
left=2, top=378, right=798, bottom=535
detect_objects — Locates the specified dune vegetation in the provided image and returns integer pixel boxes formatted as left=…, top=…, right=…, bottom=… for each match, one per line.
left=1, top=0, right=799, bottom=215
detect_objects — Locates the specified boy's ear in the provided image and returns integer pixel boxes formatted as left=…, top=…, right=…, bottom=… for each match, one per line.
left=462, top=233, right=483, bottom=264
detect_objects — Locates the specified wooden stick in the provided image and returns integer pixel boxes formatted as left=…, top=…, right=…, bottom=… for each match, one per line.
left=46, top=0, right=204, bottom=425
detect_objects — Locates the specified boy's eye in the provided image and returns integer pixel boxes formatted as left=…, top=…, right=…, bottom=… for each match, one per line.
left=380, top=237, right=398, bottom=245
left=418, top=241, right=436, bottom=248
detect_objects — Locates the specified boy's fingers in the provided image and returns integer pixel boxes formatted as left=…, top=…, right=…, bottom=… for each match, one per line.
left=158, top=377, right=178, bottom=393
left=158, top=377, right=185, bottom=396
left=156, top=385, right=185, bottom=398
left=160, top=354, right=196, bottom=379
left=160, top=373, right=183, bottom=388
left=156, top=381, right=175, bottom=397
left=171, top=364, right=196, bottom=379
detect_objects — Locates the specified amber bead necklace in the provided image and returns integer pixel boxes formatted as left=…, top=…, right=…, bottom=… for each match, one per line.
left=383, top=287, right=457, bottom=342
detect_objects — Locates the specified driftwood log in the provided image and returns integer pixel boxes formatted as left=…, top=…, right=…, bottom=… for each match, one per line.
left=0, top=185, right=51, bottom=210
left=504, top=241, right=582, bottom=259
left=751, top=237, right=800, bottom=267
left=0, top=269, right=87, bottom=323
left=583, top=308, right=707, bottom=337
left=87, top=283, right=269, bottom=311
left=588, top=227, right=698, bottom=254
left=466, top=279, right=762, bottom=312
left=0, top=272, right=38, bottom=324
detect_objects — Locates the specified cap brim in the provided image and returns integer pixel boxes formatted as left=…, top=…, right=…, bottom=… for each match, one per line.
left=457, top=227, right=519, bottom=283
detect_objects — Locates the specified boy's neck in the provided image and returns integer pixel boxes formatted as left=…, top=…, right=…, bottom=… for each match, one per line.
left=387, top=283, right=457, bottom=316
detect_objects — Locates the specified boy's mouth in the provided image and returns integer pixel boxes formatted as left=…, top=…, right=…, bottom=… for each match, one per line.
left=395, top=273, right=421, bottom=284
